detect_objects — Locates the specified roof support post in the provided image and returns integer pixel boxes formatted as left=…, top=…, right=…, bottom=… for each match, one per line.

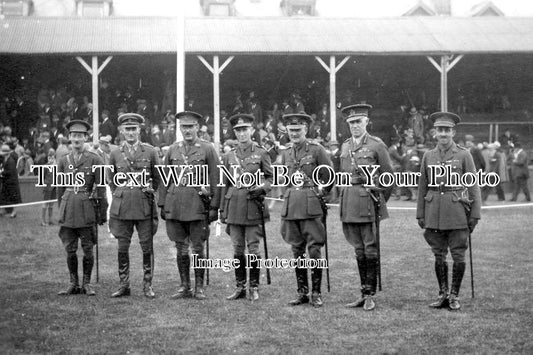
left=76, top=55, right=113, bottom=145
left=176, top=0, right=186, bottom=142
left=427, top=54, right=464, bottom=112
left=198, top=55, right=234, bottom=151
left=315, top=55, right=350, bottom=142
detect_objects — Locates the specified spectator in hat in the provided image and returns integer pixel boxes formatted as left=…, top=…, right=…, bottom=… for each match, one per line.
left=510, top=142, right=531, bottom=202
left=41, top=148, right=57, bottom=226
left=99, top=109, right=117, bottom=140
left=464, top=135, right=486, bottom=172
left=0, top=142, right=21, bottom=218
left=482, top=143, right=505, bottom=202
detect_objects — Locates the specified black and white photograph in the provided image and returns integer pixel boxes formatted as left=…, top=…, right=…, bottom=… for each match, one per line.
left=0, top=0, right=532, bottom=353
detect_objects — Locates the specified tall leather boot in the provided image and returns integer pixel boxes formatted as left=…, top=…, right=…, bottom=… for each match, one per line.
left=310, top=267, right=323, bottom=308
left=288, top=267, right=309, bottom=306
left=143, top=252, right=155, bottom=298
left=449, top=262, right=466, bottom=311
left=171, top=255, right=193, bottom=299
left=227, top=255, right=247, bottom=300
left=111, top=252, right=130, bottom=297
left=81, top=254, right=95, bottom=296
left=194, top=268, right=206, bottom=300
left=363, top=257, right=378, bottom=311
left=58, top=253, right=80, bottom=295
left=346, top=256, right=367, bottom=308
left=248, top=254, right=260, bottom=302
left=429, top=260, right=449, bottom=308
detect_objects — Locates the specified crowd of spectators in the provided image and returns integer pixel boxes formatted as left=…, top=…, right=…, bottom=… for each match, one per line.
left=0, top=83, right=531, bottom=209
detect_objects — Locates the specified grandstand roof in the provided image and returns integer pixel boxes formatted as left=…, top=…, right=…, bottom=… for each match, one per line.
left=1, top=16, right=533, bottom=55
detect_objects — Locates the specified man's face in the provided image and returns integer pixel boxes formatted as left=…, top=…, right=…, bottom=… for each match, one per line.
left=348, top=116, right=368, bottom=138
left=234, top=126, right=252, bottom=144
left=101, top=142, right=110, bottom=154
left=180, top=123, right=198, bottom=142
left=69, top=132, right=87, bottom=150
left=121, top=125, right=140, bottom=144
left=435, top=126, right=455, bottom=147
left=288, top=126, right=307, bottom=144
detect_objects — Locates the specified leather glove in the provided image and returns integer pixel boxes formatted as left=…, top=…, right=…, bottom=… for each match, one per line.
left=160, top=208, right=166, bottom=221
left=208, top=209, right=219, bottom=223
left=248, top=187, right=266, bottom=200
left=468, top=218, right=478, bottom=233
left=417, top=218, right=425, bottom=229
left=97, top=200, right=108, bottom=225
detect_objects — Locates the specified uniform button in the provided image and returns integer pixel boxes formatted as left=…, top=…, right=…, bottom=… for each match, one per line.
left=441, top=192, right=444, bottom=195
left=440, top=182, right=444, bottom=185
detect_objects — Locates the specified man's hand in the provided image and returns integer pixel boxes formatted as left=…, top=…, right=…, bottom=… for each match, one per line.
left=97, top=200, right=108, bottom=225
left=160, top=208, right=166, bottom=221
left=417, top=218, right=425, bottom=229
left=248, top=187, right=266, bottom=199
left=208, top=209, right=218, bottom=223
left=468, top=218, right=478, bottom=233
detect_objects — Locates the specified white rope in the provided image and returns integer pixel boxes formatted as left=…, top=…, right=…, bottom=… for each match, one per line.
left=2, top=198, right=531, bottom=211
left=1, top=200, right=57, bottom=209
left=263, top=196, right=533, bottom=210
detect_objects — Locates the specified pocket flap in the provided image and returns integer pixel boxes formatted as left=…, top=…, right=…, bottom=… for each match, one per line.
left=113, top=189, right=123, bottom=198
left=424, top=193, right=433, bottom=202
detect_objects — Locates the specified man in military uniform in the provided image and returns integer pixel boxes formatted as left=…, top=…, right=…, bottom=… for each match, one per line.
left=108, top=113, right=160, bottom=298
left=417, top=112, right=481, bottom=311
left=57, top=120, right=107, bottom=296
left=340, top=104, right=393, bottom=311
left=159, top=111, right=220, bottom=300
left=220, top=114, right=273, bottom=301
left=280, top=113, right=333, bottom=308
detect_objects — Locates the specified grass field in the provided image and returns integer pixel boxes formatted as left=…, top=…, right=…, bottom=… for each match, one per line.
left=0, top=198, right=532, bottom=354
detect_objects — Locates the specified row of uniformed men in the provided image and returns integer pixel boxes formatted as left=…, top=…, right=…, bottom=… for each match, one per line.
left=56, top=104, right=480, bottom=311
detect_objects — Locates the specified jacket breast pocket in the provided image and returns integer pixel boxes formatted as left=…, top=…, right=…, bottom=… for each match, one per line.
left=110, top=189, right=123, bottom=216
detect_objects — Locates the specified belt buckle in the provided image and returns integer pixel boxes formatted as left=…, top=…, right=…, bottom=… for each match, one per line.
left=73, top=185, right=79, bottom=194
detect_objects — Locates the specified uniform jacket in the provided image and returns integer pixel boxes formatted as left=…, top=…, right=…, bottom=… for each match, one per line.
left=220, top=142, right=273, bottom=225
left=416, top=141, right=481, bottom=230
left=280, top=140, right=333, bottom=220
left=57, top=149, right=106, bottom=228
left=108, top=142, right=160, bottom=220
left=339, top=133, right=393, bottom=223
left=158, top=139, right=220, bottom=222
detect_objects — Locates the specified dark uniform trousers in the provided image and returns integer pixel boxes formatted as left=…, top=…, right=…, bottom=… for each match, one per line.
left=56, top=149, right=107, bottom=295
